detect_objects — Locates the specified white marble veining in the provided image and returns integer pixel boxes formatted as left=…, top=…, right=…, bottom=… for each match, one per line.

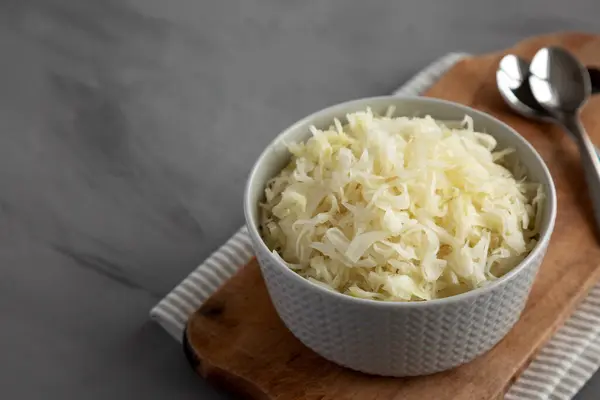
left=1, top=1, right=599, bottom=399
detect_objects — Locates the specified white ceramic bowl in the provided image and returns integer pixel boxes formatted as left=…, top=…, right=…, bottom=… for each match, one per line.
left=244, top=96, right=557, bottom=377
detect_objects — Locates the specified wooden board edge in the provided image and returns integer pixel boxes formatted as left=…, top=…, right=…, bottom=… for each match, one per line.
left=182, top=259, right=273, bottom=399
left=183, top=323, right=271, bottom=400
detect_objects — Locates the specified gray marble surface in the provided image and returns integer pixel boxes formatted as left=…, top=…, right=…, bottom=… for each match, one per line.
left=1, top=0, right=599, bottom=398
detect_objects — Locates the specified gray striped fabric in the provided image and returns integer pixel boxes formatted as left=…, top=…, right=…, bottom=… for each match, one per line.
left=150, top=53, right=600, bottom=400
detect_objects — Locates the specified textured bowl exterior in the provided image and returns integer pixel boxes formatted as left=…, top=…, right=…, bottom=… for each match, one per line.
left=253, top=238, right=546, bottom=376
left=244, top=96, right=557, bottom=377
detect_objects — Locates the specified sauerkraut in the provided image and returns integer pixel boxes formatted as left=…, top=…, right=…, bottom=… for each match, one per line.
left=260, top=109, right=544, bottom=301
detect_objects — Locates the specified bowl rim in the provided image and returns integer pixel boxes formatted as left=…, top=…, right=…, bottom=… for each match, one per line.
left=244, top=95, right=557, bottom=308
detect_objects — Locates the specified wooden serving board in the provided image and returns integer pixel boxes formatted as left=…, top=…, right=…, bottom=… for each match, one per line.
left=184, top=33, right=600, bottom=400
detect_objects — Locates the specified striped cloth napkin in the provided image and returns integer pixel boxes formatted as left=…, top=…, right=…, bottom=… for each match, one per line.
left=150, top=53, right=600, bottom=400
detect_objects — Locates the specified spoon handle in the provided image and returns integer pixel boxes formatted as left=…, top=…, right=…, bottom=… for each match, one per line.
left=562, top=114, right=600, bottom=232
left=561, top=124, right=600, bottom=160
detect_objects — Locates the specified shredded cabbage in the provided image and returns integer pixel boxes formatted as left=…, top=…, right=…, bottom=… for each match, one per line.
left=260, top=109, right=544, bottom=301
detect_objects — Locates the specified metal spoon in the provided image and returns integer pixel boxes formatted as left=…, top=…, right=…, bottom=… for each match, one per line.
left=497, top=54, right=600, bottom=123
left=497, top=54, right=600, bottom=158
left=497, top=54, right=552, bottom=122
left=529, top=46, right=600, bottom=232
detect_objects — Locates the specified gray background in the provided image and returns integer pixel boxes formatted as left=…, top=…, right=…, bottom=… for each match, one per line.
left=1, top=0, right=598, bottom=398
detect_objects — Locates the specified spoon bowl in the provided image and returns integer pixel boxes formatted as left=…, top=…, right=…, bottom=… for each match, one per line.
left=529, top=47, right=591, bottom=114
left=497, top=54, right=551, bottom=121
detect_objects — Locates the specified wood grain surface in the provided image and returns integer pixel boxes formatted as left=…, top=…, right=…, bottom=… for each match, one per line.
left=185, top=32, right=600, bottom=400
